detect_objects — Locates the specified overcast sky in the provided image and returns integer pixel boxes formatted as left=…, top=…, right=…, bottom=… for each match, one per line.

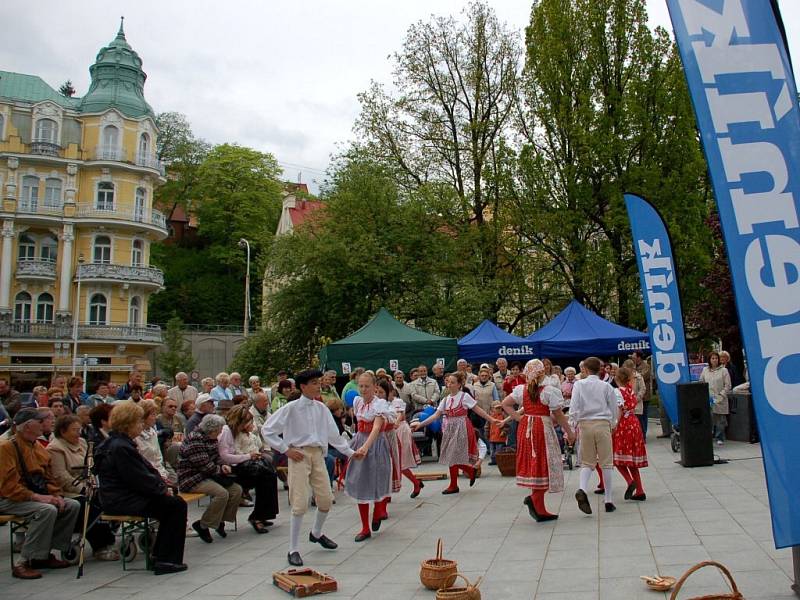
left=3, top=1, right=799, bottom=192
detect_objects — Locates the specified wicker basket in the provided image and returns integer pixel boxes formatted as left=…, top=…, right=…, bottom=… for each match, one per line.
left=669, top=561, right=744, bottom=600
left=435, top=574, right=483, bottom=600
left=420, top=539, right=458, bottom=590
left=495, top=448, right=516, bottom=477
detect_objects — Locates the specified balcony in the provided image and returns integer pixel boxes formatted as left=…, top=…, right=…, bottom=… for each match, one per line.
left=0, top=322, right=162, bottom=344
left=75, top=204, right=168, bottom=235
left=16, top=259, right=57, bottom=281
left=79, top=324, right=162, bottom=343
left=29, top=140, right=62, bottom=157
left=77, top=263, right=164, bottom=288
left=93, top=145, right=125, bottom=162
left=16, top=200, right=63, bottom=216
left=136, top=153, right=166, bottom=176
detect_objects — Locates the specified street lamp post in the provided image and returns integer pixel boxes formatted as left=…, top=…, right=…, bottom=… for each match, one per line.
left=238, top=238, right=251, bottom=337
left=71, top=253, right=85, bottom=376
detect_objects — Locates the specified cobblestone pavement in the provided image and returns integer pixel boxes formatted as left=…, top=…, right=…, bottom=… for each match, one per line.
left=0, top=424, right=796, bottom=599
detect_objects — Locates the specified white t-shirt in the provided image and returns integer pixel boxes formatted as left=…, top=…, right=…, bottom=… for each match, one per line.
left=511, top=384, right=565, bottom=410
left=437, top=392, right=476, bottom=413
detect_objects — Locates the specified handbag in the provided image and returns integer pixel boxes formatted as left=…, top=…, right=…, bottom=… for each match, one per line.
left=233, top=457, right=276, bottom=480
left=210, top=471, right=237, bottom=488
left=12, top=440, right=50, bottom=495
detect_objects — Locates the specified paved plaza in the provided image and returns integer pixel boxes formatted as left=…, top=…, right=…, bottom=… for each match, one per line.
left=0, top=424, right=796, bottom=600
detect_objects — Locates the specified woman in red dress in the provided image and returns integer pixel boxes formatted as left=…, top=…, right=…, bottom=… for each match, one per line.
left=503, top=359, right=575, bottom=521
left=612, top=367, right=648, bottom=501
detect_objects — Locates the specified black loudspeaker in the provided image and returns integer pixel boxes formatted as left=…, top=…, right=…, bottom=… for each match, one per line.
left=678, top=382, right=714, bottom=468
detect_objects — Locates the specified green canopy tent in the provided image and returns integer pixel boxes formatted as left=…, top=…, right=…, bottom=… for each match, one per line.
left=318, top=308, right=458, bottom=375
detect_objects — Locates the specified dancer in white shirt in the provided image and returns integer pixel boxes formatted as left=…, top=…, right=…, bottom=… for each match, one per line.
left=262, top=369, right=359, bottom=567
left=568, top=357, right=619, bottom=514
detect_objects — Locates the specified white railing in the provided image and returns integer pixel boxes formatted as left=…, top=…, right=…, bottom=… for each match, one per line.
left=77, top=263, right=164, bottom=287
left=136, top=153, right=166, bottom=175
left=79, top=324, right=162, bottom=343
left=75, top=204, right=168, bottom=232
left=16, top=200, right=63, bottom=216
left=16, top=259, right=57, bottom=279
left=30, top=140, right=62, bottom=157
left=93, top=145, right=126, bottom=161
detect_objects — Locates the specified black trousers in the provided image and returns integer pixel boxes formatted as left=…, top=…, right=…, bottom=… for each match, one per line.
left=74, top=495, right=116, bottom=551
left=140, top=495, right=187, bottom=565
left=233, top=465, right=279, bottom=522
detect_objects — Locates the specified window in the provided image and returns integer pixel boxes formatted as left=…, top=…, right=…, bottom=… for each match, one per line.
left=134, top=187, right=146, bottom=222
left=96, top=182, right=114, bottom=211
left=18, top=234, right=36, bottom=261
left=131, top=239, right=143, bottom=266
left=0, top=113, right=4, bottom=140
left=40, top=235, right=58, bottom=263
left=102, top=125, right=119, bottom=149
left=138, top=133, right=150, bottom=159
left=129, top=296, right=141, bottom=326
left=36, top=293, right=54, bottom=323
left=89, top=294, right=107, bottom=325
left=21, top=176, right=39, bottom=210
left=93, top=235, right=111, bottom=264
left=44, top=178, right=62, bottom=208
left=34, top=118, right=58, bottom=143
left=13, top=292, right=32, bottom=323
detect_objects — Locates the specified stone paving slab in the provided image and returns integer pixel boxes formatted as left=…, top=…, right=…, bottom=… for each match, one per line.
left=0, top=423, right=796, bottom=599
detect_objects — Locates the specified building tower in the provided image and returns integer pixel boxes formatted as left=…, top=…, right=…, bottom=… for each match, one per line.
left=0, top=20, right=167, bottom=389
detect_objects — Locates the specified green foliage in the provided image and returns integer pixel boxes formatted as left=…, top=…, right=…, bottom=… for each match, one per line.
left=156, top=317, right=196, bottom=379
left=58, top=80, right=76, bottom=97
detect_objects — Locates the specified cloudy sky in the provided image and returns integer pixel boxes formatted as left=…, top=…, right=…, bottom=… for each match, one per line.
left=3, top=1, right=799, bottom=191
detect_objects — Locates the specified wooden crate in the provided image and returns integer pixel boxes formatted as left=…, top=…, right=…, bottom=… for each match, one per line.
left=273, top=568, right=338, bottom=597
left=416, top=471, right=448, bottom=481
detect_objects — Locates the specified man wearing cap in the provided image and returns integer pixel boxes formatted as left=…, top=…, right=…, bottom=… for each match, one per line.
left=0, top=409, right=81, bottom=579
left=262, top=369, right=361, bottom=567
left=185, top=394, right=215, bottom=435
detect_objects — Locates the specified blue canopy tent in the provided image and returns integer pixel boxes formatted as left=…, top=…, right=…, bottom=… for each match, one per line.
left=458, top=320, right=535, bottom=363
left=525, top=300, right=650, bottom=358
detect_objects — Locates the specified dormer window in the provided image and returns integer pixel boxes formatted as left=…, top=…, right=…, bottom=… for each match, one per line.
left=34, top=118, right=58, bottom=143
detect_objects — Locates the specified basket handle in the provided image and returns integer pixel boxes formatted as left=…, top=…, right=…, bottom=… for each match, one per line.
left=669, top=561, right=741, bottom=600
left=451, top=573, right=473, bottom=588
left=436, top=538, right=443, bottom=561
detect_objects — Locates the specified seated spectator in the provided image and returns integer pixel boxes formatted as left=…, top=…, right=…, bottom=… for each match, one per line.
left=128, top=384, right=144, bottom=403
left=93, top=401, right=188, bottom=575
left=248, top=391, right=270, bottom=441
left=186, top=394, right=215, bottom=435
left=64, top=377, right=84, bottom=414
left=47, top=388, right=65, bottom=406
left=157, top=397, right=185, bottom=437
left=88, top=403, right=113, bottom=446
left=47, top=415, right=118, bottom=561
left=210, top=372, right=233, bottom=405
left=86, top=381, right=113, bottom=407
left=218, top=405, right=279, bottom=534
left=168, top=372, right=198, bottom=406
left=246, top=376, right=264, bottom=403
left=200, top=376, right=214, bottom=394
left=0, top=403, right=10, bottom=436
left=0, top=377, right=22, bottom=416
left=37, top=407, right=55, bottom=447
left=144, top=377, right=162, bottom=400
left=135, top=400, right=175, bottom=485
left=229, top=372, right=246, bottom=397
left=271, top=379, right=293, bottom=413
left=0, top=408, right=81, bottom=579
left=107, top=381, right=118, bottom=399
left=320, top=370, right=340, bottom=404
left=32, top=386, right=49, bottom=407
left=150, top=384, right=169, bottom=410
left=75, top=405, right=93, bottom=440
left=180, top=399, right=195, bottom=424
left=177, top=414, right=243, bottom=543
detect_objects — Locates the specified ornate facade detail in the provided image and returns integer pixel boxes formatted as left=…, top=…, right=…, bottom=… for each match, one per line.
left=1, top=221, right=14, bottom=238
left=16, top=260, right=57, bottom=280
left=77, top=263, right=164, bottom=287
left=7, top=157, right=19, bottom=170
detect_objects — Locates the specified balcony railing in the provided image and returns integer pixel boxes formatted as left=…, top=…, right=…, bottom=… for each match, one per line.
left=136, top=153, right=166, bottom=175
left=16, top=259, right=57, bottom=280
left=75, top=204, right=168, bottom=232
left=30, top=140, right=62, bottom=157
left=77, top=263, right=164, bottom=287
left=16, top=200, right=63, bottom=216
left=79, top=324, right=162, bottom=343
left=0, top=322, right=162, bottom=343
left=93, top=145, right=125, bottom=161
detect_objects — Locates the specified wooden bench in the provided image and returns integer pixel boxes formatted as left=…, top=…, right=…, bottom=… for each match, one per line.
left=0, top=515, right=27, bottom=571
left=99, top=514, right=154, bottom=571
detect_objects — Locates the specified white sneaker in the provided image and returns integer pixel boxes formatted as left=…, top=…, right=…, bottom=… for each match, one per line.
left=716, top=440, right=723, bottom=446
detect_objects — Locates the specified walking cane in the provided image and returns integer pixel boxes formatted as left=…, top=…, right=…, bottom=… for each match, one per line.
left=75, top=441, right=95, bottom=579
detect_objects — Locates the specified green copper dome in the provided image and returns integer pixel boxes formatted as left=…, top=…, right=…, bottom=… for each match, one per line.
left=79, top=18, right=154, bottom=118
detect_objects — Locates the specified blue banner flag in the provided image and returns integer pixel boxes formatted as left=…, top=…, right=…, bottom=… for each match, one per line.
left=667, top=0, right=800, bottom=548
left=624, top=194, right=690, bottom=424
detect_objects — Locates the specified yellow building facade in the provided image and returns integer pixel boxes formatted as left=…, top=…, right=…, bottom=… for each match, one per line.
left=0, top=22, right=166, bottom=389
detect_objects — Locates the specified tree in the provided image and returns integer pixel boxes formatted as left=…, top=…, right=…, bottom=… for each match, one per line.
left=59, top=80, right=76, bottom=97
left=156, top=317, right=196, bottom=379
left=153, top=112, right=210, bottom=215
left=355, top=2, right=522, bottom=321
left=512, top=0, right=712, bottom=326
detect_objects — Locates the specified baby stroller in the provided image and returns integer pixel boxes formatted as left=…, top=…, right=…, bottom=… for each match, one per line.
left=670, top=424, right=681, bottom=453
left=563, top=439, right=576, bottom=471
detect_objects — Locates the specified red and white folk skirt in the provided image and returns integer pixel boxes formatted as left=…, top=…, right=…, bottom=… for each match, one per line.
left=516, top=414, right=564, bottom=492
left=612, top=412, right=648, bottom=468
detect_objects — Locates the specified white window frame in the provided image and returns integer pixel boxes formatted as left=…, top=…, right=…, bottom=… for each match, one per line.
left=34, top=118, right=58, bottom=144
left=87, top=292, right=109, bottom=325
left=102, top=125, right=119, bottom=150
left=21, top=175, right=40, bottom=210
left=36, top=292, right=54, bottom=323
left=18, top=234, right=36, bottom=261
left=134, top=187, right=146, bottom=222
left=96, top=181, right=115, bottom=211
left=131, top=238, right=144, bottom=267
left=138, top=133, right=150, bottom=160
left=92, top=235, right=113, bottom=264
left=40, top=235, right=58, bottom=263
left=44, top=177, right=63, bottom=208
left=128, top=296, right=141, bottom=326
left=14, top=292, right=33, bottom=323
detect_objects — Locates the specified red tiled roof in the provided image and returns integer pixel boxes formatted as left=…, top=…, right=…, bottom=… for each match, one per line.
left=288, top=200, right=324, bottom=227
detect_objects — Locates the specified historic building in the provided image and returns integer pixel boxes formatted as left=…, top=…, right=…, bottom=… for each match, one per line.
left=0, top=21, right=166, bottom=389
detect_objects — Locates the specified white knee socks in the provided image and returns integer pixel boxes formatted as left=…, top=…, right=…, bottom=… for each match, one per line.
left=312, top=509, right=328, bottom=538
left=289, top=514, right=303, bottom=553
left=602, top=468, right=614, bottom=503
left=579, top=466, right=592, bottom=492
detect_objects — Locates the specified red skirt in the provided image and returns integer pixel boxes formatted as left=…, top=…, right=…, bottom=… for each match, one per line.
left=516, top=414, right=564, bottom=492
left=612, top=412, right=648, bottom=468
